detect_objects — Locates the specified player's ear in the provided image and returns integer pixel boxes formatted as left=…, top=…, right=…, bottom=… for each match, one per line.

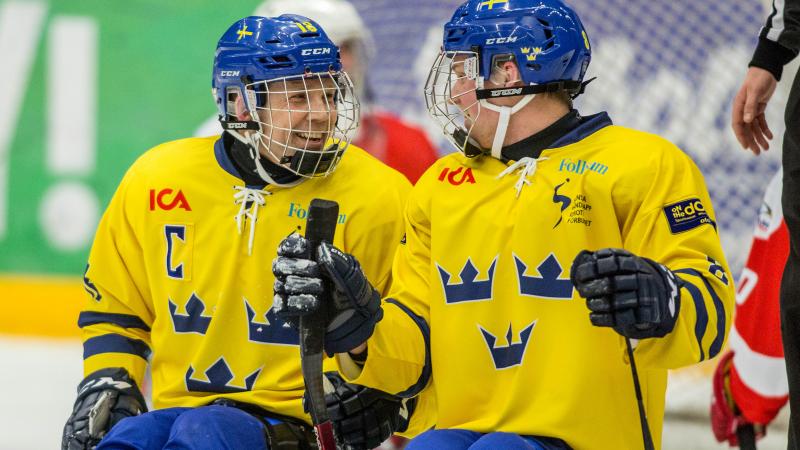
left=500, top=60, right=522, bottom=87
left=233, top=92, right=252, bottom=121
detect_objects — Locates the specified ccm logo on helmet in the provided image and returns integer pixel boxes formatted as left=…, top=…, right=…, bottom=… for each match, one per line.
left=149, top=189, right=192, bottom=211
left=490, top=88, right=523, bottom=97
left=486, top=37, right=518, bottom=44
left=301, top=47, right=332, bottom=56
left=219, top=70, right=240, bottom=77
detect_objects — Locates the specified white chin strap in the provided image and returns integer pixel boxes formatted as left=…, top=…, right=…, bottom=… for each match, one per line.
left=226, top=129, right=303, bottom=188
left=479, top=93, right=536, bottom=159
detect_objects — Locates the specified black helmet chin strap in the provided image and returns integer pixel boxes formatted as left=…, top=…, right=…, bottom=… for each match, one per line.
left=461, top=77, right=595, bottom=159
left=220, top=119, right=260, bottom=131
left=571, top=77, right=596, bottom=99
left=474, top=77, right=595, bottom=101
left=222, top=120, right=304, bottom=187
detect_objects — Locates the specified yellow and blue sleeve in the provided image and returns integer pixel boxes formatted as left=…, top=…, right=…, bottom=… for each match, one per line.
left=79, top=175, right=153, bottom=388
left=622, top=146, right=734, bottom=369
left=335, top=183, right=432, bottom=396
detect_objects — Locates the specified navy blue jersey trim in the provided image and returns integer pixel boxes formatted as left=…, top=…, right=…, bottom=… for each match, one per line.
left=675, top=268, right=726, bottom=359
left=214, top=136, right=239, bottom=179
left=549, top=112, right=613, bottom=149
left=78, top=312, right=151, bottom=331
left=83, top=334, right=151, bottom=360
left=673, top=272, right=708, bottom=362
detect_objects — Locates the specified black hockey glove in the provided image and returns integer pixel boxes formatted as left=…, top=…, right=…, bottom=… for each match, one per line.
left=62, top=367, right=147, bottom=450
left=272, top=232, right=325, bottom=330
left=273, top=233, right=383, bottom=355
left=570, top=248, right=681, bottom=339
left=321, top=371, right=415, bottom=450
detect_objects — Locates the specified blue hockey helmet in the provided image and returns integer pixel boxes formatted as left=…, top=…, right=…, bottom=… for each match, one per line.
left=425, top=0, right=591, bottom=157
left=445, top=0, right=590, bottom=92
left=212, top=15, right=359, bottom=180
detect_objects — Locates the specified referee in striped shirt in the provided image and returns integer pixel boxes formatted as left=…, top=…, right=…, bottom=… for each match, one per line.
left=731, top=1, right=800, bottom=448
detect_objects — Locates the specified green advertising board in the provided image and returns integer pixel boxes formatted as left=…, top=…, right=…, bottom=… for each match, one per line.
left=0, top=0, right=261, bottom=275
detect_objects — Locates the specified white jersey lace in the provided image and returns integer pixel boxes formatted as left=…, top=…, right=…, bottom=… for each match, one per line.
left=233, top=186, right=271, bottom=255
left=496, top=156, right=548, bottom=198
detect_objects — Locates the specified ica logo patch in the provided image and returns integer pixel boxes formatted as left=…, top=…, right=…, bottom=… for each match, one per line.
left=438, top=167, right=476, bottom=186
left=663, top=198, right=715, bottom=234
left=150, top=189, right=192, bottom=211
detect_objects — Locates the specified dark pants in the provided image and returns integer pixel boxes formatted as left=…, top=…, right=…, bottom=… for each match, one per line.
left=96, top=403, right=315, bottom=450
left=97, top=406, right=270, bottom=449
left=782, top=68, right=800, bottom=450
left=406, top=429, right=570, bottom=450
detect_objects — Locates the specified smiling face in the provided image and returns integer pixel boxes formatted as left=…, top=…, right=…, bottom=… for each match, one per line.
left=226, top=70, right=359, bottom=178
left=256, top=75, right=340, bottom=163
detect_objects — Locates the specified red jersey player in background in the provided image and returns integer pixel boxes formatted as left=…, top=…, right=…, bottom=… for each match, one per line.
left=195, top=0, right=440, bottom=184
left=712, top=168, right=790, bottom=446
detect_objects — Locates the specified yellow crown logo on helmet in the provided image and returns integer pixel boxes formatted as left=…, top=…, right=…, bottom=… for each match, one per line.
left=525, top=47, right=543, bottom=61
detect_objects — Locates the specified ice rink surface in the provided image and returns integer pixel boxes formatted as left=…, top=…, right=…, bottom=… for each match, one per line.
left=0, top=335, right=789, bottom=449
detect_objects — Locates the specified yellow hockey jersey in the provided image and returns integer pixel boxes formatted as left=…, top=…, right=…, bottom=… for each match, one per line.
left=79, top=135, right=412, bottom=424
left=339, top=113, right=734, bottom=449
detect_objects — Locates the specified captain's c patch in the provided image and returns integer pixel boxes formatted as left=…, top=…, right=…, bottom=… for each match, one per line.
left=663, top=198, right=715, bottom=234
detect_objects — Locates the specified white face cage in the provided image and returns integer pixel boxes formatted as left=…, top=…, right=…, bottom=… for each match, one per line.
left=424, top=51, right=483, bottom=156
left=233, top=71, right=360, bottom=179
left=425, top=50, right=538, bottom=159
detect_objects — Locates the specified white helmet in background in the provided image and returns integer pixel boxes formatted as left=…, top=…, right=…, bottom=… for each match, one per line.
left=255, top=0, right=374, bottom=103
left=254, top=0, right=375, bottom=58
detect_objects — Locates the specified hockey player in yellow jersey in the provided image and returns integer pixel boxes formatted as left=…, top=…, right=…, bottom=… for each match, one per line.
left=61, top=15, right=421, bottom=450
left=272, top=0, right=735, bottom=449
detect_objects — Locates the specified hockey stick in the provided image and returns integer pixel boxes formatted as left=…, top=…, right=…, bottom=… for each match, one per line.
left=625, top=337, right=655, bottom=450
left=300, top=199, right=339, bottom=450
left=736, top=424, right=757, bottom=450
